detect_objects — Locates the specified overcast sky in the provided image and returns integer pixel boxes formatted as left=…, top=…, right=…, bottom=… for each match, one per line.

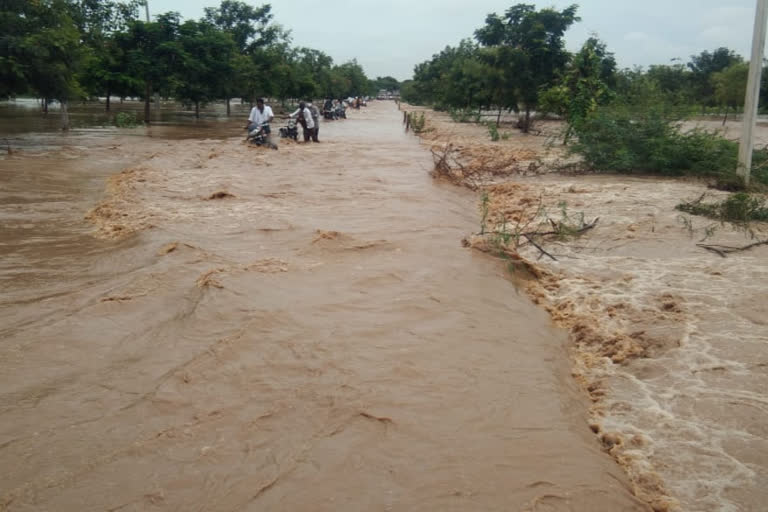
left=146, top=0, right=762, bottom=80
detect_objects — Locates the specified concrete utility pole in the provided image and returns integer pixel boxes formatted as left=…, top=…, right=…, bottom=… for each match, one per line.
left=145, top=1, right=161, bottom=120
left=738, top=0, right=768, bottom=186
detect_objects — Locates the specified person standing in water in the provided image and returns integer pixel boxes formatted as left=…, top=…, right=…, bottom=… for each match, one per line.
left=289, top=101, right=316, bottom=143
left=307, top=102, right=320, bottom=142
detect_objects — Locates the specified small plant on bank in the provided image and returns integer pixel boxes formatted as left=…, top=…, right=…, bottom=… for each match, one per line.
left=407, top=112, right=428, bottom=134
left=479, top=191, right=490, bottom=235
left=115, top=112, right=139, bottom=128
left=482, top=195, right=597, bottom=263
left=487, top=122, right=499, bottom=141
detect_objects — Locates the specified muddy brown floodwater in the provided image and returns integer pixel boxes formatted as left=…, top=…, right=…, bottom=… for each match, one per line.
left=1, top=102, right=650, bottom=511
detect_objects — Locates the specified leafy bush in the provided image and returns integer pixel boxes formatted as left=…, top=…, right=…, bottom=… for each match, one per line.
left=487, top=122, right=499, bottom=141
left=569, top=106, right=768, bottom=187
left=115, top=112, right=138, bottom=128
left=676, top=192, right=768, bottom=224
left=407, top=112, right=427, bottom=134
left=449, top=108, right=473, bottom=123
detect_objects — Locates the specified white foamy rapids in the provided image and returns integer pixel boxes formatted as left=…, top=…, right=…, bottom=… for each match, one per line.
left=515, top=176, right=768, bottom=511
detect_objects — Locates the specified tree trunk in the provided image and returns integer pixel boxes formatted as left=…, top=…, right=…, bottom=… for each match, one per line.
left=523, top=107, right=532, bottom=133
left=722, top=105, right=729, bottom=126
left=226, top=97, right=231, bottom=117
left=61, top=100, right=70, bottom=131
left=496, top=106, right=502, bottom=127
left=195, top=101, right=200, bottom=119
left=105, top=88, right=111, bottom=112
left=144, top=81, right=151, bottom=124
left=43, top=98, right=48, bottom=115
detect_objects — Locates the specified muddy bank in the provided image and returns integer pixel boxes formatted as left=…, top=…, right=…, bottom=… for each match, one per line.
left=0, top=103, right=647, bottom=511
left=406, top=105, right=768, bottom=511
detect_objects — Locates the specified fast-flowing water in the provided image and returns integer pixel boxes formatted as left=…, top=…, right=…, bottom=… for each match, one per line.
left=0, top=102, right=648, bottom=511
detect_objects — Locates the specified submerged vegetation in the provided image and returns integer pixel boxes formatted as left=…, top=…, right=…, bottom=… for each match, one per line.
left=114, top=111, right=138, bottom=128
left=677, top=192, right=768, bottom=225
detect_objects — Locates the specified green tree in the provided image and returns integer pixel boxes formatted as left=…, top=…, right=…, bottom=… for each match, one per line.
left=475, top=3, right=580, bottom=132
left=71, top=0, right=143, bottom=110
left=373, top=76, right=400, bottom=93
left=539, top=37, right=616, bottom=141
left=174, top=20, right=237, bottom=117
left=1, top=0, right=86, bottom=129
left=712, top=62, right=748, bottom=124
left=203, top=0, right=280, bottom=52
left=688, top=47, right=743, bottom=107
left=116, top=12, right=183, bottom=123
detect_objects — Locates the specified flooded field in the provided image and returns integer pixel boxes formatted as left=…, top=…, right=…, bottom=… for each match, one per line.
left=0, top=102, right=648, bottom=511
left=410, top=106, right=768, bottom=512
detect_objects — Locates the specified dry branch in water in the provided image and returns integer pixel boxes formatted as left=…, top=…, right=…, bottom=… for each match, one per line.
left=429, top=143, right=539, bottom=190
left=697, top=240, right=768, bottom=257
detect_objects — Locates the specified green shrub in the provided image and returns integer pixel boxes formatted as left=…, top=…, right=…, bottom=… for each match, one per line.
left=569, top=106, right=768, bottom=187
left=115, top=111, right=138, bottom=128
left=676, top=192, right=768, bottom=224
left=487, top=122, right=499, bottom=141
left=408, top=112, right=427, bottom=134
left=449, top=108, right=473, bottom=123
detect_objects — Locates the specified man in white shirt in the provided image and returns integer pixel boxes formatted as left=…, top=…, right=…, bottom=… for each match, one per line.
left=246, top=98, right=274, bottom=137
left=289, top=101, right=317, bottom=143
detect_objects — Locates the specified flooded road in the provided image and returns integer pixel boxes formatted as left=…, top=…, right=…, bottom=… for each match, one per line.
left=0, top=102, right=648, bottom=511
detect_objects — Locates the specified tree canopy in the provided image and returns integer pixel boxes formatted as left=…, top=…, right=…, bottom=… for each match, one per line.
left=0, top=0, right=374, bottom=127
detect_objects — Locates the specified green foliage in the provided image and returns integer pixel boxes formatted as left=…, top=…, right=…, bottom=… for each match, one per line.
left=474, top=3, right=581, bottom=132
left=712, top=63, right=749, bottom=113
left=487, top=122, right=499, bottom=141
left=688, top=47, right=743, bottom=106
left=569, top=104, right=768, bottom=188
left=449, top=108, right=477, bottom=123
left=676, top=193, right=768, bottom=225
left=1, top=0, right=374, bottom=119
left=540, top=37, right=616, bottom=141
left=569, top=106, right=737, bottom=176
left=407, top=112, right=427, bottom=134
left=114, top=111, right=138, bottom=127
left=372, top=76, right=400, bottom=93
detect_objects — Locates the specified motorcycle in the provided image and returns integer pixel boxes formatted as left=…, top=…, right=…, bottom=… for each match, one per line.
left=279, top=118, right=299, bottom=140
left=245, top=123, right=278, bottom=149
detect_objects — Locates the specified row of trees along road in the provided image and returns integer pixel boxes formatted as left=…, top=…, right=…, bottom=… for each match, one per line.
left=401, top=3, right=766, bottom=133
left=0, top=0, right=379, bottom=129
